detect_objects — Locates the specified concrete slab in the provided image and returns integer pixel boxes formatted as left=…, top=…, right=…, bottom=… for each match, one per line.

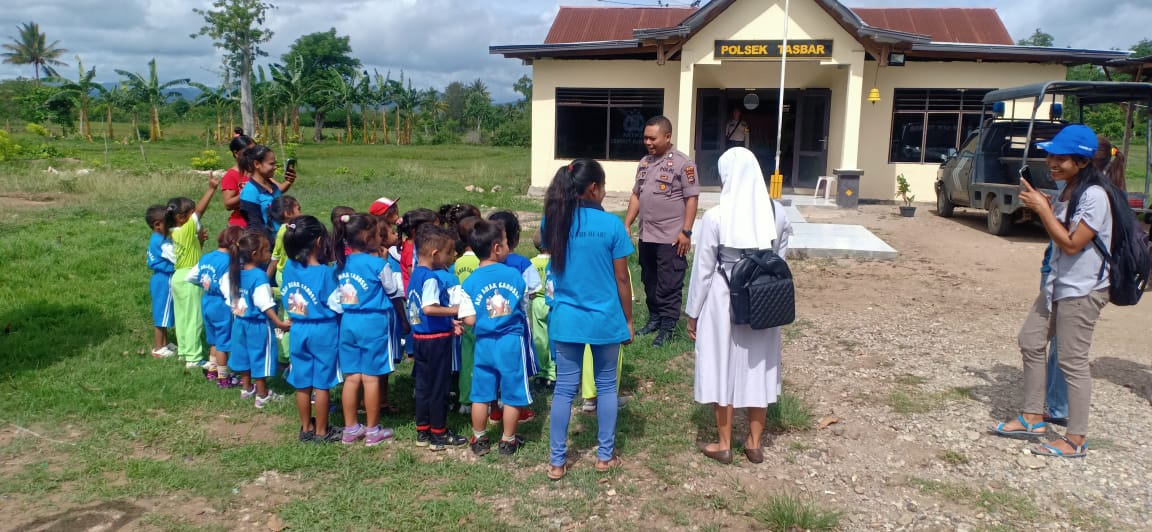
left=787, top=223, right=899, bottom=260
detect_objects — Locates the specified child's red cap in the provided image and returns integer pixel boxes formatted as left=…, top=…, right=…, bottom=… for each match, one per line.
left=368, top=197, right=399, bottom=216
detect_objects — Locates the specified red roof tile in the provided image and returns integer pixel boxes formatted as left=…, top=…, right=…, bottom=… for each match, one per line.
left=544, top=6, right=1013, bottom=47
left=544, top=7, right=696, bottom=44
left=852, top=8, right=1013, bottom=45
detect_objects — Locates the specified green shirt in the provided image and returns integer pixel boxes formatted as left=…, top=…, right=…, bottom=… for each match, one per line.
left=454, top=251, right=480, bottom=283
left=272, top=224, right=288, bottom=287
left=171, top=213, right=202, bottom=270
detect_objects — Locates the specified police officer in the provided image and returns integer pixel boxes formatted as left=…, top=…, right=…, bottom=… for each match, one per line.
left=624, top=116, right=700, bottom=347
left=724, top=108, right=749, bottom=149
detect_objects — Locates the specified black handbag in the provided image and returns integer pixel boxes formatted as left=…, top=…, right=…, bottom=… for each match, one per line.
left=714, top=201, right=795, bottom=329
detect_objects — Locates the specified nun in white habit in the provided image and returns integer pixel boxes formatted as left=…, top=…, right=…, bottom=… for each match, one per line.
left=686, top=147, right=792, bottom=465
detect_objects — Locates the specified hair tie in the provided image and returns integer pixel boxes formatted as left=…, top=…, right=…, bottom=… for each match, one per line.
left=287, top=223, right=296, bottom=230
left=340, top=214, right=350, bottom=223
left=1112, top=146, right=1118, bottom=157
left=166, top=205, right=176, bottom=212
left=568, top=161, right=575, bottom=171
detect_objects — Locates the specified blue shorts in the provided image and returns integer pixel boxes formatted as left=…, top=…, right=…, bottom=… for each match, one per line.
left=470, top=333, right=532, bottom=407
left=389, top=312, right=404, bottom=364
left=338, top=311, right=395, bottom=376
left=150, top=272, right=174, bottom=328
left=203, top=296, right=232, bottom=352
left=231, top=318, right=277, bottom=378
left=288, top=320, right=342, bottom=390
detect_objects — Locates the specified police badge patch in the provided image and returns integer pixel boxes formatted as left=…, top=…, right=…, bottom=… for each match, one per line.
left=685, top=165, right=696, bottom=183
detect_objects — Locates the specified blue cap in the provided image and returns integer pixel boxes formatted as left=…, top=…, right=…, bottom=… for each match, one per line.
left=1036, top=124, right=1097, bottom=157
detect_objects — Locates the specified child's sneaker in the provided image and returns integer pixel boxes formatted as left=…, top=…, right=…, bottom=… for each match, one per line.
left=428, top=430, right=467, bottom=452
left=151, top=346, right=175, bottom=358
left=315, top=426, right=343, bottom=444
left=298, top=429, right=315, bottom=443
left=254, top=392, right=282, bottom=409
left=240, top=386, right=257, bottom=399
left=365, top=426, right=395, bottom=446
left=165, top=343, right=178, bottom=352
left=470, top=435, right=491, bottom=457
left=582, top=399, right=597, bottom=413
left=217, top=378, right=236, bottom=389
left=206, top=370, right=218, bottom=381
left=415, top=429, right=432, bottom=447
left=498, top=435, right=525, bottom=456
left=342, top=424, right=366, bottom=445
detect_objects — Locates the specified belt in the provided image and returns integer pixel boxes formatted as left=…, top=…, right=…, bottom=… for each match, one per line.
left=413, top=332, right=454, bottom=340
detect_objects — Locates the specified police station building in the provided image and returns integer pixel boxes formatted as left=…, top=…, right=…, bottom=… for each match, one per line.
left=491, top=0, right=1126, bottom=202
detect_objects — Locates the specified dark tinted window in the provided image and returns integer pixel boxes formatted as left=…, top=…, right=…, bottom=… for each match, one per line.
left=556, top=88, right=664, bottom=160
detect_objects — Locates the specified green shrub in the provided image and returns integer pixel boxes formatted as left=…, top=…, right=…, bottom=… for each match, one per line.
left=0, top=130, right=20, bottom=161
left=25, top=123, right=49, bottom=137
left=751, top=494, right=841, bottom=531
left=491, top=117, right=531, bottom=147
left=190, top=150, right=223, bottom=170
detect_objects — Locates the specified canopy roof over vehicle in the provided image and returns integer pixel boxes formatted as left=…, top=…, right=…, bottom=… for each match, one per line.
left=983, top=81, right=1152, bottom=106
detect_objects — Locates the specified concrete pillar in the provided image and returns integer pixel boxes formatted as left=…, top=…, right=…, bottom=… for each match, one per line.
left=837, top=54, right=864, bottom=171
left=676, top=62, right=695, bottom=158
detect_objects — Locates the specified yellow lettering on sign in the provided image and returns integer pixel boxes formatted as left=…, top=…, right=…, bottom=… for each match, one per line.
left=817, top=44, right=826, bottom=55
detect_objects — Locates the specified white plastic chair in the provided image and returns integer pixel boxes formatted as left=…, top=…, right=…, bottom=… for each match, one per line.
left=814, top=175, right=836, bottom=201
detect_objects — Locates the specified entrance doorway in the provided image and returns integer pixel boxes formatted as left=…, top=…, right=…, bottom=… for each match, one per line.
left=694, top=88, right=830, bottom=189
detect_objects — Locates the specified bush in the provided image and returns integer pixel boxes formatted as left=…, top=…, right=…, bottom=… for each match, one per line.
left=490, top=117, right=531, bottom=147
left=0, top=130, right=20, bottom=161
left=17, top=142, right=70, bottom=160
left=25, top=123, right=49, bottom=137
left=190, top=150, right=223, bottom=171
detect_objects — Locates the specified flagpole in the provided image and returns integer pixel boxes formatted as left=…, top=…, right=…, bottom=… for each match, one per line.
left=770, top=0, right=790, bottom=199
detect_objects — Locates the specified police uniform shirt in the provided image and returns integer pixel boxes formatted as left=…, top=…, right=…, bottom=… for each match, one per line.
left=633, top=149, right=700, bottom=244
left=725, top=119, right=749, bottom=143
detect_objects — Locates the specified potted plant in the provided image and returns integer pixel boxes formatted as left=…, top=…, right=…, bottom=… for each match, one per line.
left=896, top=174, right=916, bottom=217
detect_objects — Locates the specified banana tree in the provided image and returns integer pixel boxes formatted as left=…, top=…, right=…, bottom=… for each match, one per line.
left=372, top=70, right=395, bottom=143
left=323, top=69, right=363, bottom=142
left=420, top=87, right=446, bottom=138
left=393, top=76, right=420, bottom=145
left=115, top=58, right=189, bottom=140
left=190, top=82, right=237, bottom=142
left=98, top=84, right=132, bottom=141
left=48, top=57, right=104, bottom=141
left=270, top=56, right=308, bottom=139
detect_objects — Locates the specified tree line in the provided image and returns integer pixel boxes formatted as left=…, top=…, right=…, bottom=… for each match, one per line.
left=0, top=6, right=531, bottom=147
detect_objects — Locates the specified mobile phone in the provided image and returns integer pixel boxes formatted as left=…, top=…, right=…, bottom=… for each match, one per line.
left=1019, top=166, right=1037, bottom=189
left=285, top=158, right=297, bottom=173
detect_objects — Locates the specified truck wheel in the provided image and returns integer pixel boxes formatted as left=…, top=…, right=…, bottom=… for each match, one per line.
left=936, top=185, right=955, bottom=218
left=987, top=201, right=1012, bottom=236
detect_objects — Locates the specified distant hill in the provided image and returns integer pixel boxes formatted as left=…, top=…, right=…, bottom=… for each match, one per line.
left=97, top=82, right=204, bottom=101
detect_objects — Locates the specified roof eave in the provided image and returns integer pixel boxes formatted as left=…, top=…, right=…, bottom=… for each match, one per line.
left=909, top=43, right=1129, bottom=65
left=489, top=40, right=642, bottom=59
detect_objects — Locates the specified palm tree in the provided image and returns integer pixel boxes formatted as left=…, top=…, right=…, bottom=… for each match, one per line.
left=420, top=87, right=447, bottom=137
left=270, top=57, right=309, bottom=139
left=115, top=58, right=189, bottom=140
left=48, top=57, right=103, bottom=140
left=98, top=84, right=132, bottom=141
left=372, top=70, right=396, bottom=143
left=1, top=22, right=68, bottom=83
left=393, top=76, right=420, bottom=145
left=323, top=69, right=363, bottom=143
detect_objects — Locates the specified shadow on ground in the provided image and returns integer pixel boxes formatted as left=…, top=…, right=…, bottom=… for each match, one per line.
left=1092, top=356, right=1152, bottom=405
left=16, top=501, right=143, bottom=531
left=0, top=303, right=121, bottom=378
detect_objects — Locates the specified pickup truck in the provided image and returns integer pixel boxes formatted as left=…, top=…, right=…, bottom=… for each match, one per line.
left=935, top=119, right=1063, bottom=235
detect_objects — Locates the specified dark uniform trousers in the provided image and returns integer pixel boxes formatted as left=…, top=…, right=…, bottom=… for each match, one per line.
left=639, top=240, right=687, bottom=324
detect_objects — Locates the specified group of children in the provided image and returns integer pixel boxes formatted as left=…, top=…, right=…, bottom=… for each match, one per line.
left=146, top=183, right=586, bottom=455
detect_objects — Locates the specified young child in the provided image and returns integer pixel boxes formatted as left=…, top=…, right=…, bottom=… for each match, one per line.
left=452, top=216, right=482, bottom=414
left=335, top=214, right=402, bottom=446
left=369, top=197, right=401, bottom=227
left=146, top=205, right=177, bottom=358
left=459, top=219, right=531, bottom=456
left=227, top=231, right=292, bottom=408
left=282, top=215, right=344, bottom=444
left=187, top=226, right=245, bottom=388
left=407, top=224, right=467, bottom=451
left=529, top=231, right=555, bottom=386
left=486, top=211, right=540, bottom=422
left=398, top=208, right=441, bottom=359
left=267, top=195, right=301, bottom=366
left=165, top=175, right=220, bottom=368
left=372, top=213, right=408, bottom=415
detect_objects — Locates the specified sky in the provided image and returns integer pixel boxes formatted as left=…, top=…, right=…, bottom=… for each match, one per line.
left=1, top=0, right=1149, bottom=103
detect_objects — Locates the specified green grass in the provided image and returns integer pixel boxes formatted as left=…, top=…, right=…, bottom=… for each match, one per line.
left=938, top=450, right=970, bottom=465
left=909, top=478, right=1039, bottom=519
left=749, top=494, right=841, bottom=531
left=0, top=130, right=824, bottom=528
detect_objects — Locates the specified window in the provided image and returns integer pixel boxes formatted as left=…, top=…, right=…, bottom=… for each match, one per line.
left=889, top=89, right=993, bottom=164
left=556, top=88, right=664, bottom=160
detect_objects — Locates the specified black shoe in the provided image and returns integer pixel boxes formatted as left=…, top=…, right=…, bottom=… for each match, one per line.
left=498, top=435, right=525, bottom=456
left=298, top=429, right=315, bottom=443
left=652, top=326, right=674, bottom=347
left=471, top=435, right=491, bottom=456
left=314, top=426, right=342, bottom=444
left=637, top=319, right=661, bottom=335
left=429, top=429, right=468, bottom=451
left=416, top=429, right=432, bottom=447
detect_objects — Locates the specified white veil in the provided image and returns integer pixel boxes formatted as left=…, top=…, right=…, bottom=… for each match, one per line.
left=717, top=147, right=778, bottom=250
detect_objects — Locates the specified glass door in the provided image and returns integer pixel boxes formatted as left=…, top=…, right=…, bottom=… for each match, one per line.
left=792, top=89, right=831, bottom=189
left=693, top=89, right=724, bottom=187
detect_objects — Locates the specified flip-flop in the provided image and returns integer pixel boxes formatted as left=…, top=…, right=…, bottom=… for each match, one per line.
left=988, top=415, right=1047, bottom=439
left=596, top=456, right=623, bottom=472
left=547, top=464, right=568, bottom=481
left=1031, top=434, right=1088, bottom=458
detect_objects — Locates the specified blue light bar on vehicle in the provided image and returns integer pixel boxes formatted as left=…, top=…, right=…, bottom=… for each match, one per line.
left=992, top=102, right=1005, bottom=117
left=1050, top=103, right=1063, bottom=120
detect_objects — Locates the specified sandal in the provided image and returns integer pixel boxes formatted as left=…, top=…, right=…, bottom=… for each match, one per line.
left=596, top=455, right=623, bottom=472
left=547, top=464, right=568, bottom=481
left=1031, top=434, right=1088, bottom=458
left=988, top=415, right=1047, bottom=439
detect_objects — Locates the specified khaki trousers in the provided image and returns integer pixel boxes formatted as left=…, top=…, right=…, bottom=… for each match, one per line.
left=1017, top=289, right=1108, bottom=435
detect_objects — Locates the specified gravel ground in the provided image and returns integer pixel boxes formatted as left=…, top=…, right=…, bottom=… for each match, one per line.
left=774, top=203, right=1152, bottom=529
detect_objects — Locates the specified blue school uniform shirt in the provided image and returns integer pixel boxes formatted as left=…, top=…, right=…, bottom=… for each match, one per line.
left=194, top=251, right=230, bottom=298
left=407, top=265, right=454, bottom=334
left=460, top=263, right=527, bottom=338
left=505, top=252, right=543, bottom=294
left=232, top=268, right=276, bottom=320
left=543, top=204, right=634, bottom=345
left=282, top=260, right=342, bottom=322
left=147, top=233, right=175, bottom=274
left=337, top=253, right=401, bottom=313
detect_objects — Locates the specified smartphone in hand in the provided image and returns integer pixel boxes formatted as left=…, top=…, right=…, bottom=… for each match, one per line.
left=1019, top=165, right=1038, bottom=189
left=285, top=158, right=297, bottom=173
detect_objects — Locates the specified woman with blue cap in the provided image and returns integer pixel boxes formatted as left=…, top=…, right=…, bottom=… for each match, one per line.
left=989, top=124, right=1113, bottom=458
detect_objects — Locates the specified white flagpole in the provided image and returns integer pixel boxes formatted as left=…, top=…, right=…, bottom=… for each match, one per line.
left=771, top=0, right=791, bottom=198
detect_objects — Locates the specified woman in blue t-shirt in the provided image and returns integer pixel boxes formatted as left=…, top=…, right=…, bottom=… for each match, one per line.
left=238, top=145, right=285, bottom=243
left=542, top=159, right=634, bottom=480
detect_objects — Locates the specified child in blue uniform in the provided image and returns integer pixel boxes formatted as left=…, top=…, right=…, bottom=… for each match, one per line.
left=228, top=231, right=292, bottom=408
left=187, top=226, right=244, bottom=388
left=459, top=219, right=532, bottom=456
left=146, top=205, right=177, bottom=358
left=373, top=215, right=408, bottom=415
left=283, top=215, right=345, bottom=444
left=485, top=211, right=541, bottom=422
left=407, top=224, right=467, bottom=451
left=335, top=214, right=402, bottom=446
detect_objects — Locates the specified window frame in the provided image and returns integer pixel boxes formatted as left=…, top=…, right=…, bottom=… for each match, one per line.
left=889, top=88, right=994, bottom=164
left=554, top=88, right=664, bottom=161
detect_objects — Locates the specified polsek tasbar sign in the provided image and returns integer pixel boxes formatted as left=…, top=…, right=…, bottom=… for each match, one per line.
left=715, top=40, right=833, bottom=60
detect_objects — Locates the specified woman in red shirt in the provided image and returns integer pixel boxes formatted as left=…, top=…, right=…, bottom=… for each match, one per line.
left=222, top=135, right=295, bottom=226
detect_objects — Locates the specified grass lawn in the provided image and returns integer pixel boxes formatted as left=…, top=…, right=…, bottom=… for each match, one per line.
left=0, top=130, right=826, bottom=530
